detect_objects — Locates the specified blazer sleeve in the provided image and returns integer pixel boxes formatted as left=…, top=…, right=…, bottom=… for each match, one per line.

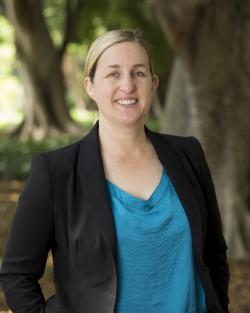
left=0, top=154, right=54, bottom=313
left=191, top=137, right=230, bottom=312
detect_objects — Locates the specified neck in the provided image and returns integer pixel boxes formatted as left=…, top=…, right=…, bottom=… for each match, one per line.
left=98, top=118, right=150, bottom=159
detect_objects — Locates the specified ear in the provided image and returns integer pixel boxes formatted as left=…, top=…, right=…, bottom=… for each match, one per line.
left=151, top=74, right=159, bottom=94
left=84, top=77, right=96, bottom=100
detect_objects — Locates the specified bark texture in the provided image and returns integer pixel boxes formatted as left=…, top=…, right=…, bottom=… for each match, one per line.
left=3, top=0, right=81, bottom=139
left=154, top=0, right=250, bottom=258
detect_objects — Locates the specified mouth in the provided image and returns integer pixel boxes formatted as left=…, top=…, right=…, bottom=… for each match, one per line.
left=114, top=98, right=138, bottom=107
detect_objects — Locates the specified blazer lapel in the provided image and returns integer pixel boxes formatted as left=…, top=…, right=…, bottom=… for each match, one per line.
left=77, top=122, right=117, bottom=262
left=145, top=127, right=204, bottom=265
left=77, top=121, right=203, bottom=267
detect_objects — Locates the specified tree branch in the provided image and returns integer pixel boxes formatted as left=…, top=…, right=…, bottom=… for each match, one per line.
left=59, top=0, right=81, bottom=59
left=154, top=0, right=208, bottom=16
left=0, top=0, right=6, bottom=17
left=153, top=0, right=210, bottom=55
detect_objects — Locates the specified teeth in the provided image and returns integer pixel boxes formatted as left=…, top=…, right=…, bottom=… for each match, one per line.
left=116, top=99, right=137, bottom=105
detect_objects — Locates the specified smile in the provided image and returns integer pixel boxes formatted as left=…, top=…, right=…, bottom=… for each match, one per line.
left=115, top=99, right=138, bottom=105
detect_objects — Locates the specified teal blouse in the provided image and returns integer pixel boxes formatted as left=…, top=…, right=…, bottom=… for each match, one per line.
left=106, top=168, right=207, bottom=313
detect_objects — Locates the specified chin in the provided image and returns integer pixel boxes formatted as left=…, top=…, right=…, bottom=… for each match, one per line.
left=114, top=115, right=145, bottom=127
left=99, top=110, right=146, bottom=127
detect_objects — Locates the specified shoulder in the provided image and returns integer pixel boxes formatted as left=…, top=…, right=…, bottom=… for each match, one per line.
left=41, top=138, right=81, bottom=165
left=32, top=129, right=92, bottom=175
left=150, top=129, right=204, bottom=158
left=148, top=130, right=207, bottom=183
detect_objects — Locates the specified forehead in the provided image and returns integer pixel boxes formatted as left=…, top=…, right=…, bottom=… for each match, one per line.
left=96, top=41, right=150, bottom=70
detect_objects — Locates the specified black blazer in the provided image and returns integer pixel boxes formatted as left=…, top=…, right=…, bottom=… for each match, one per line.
left=0, top=121, right=229, bottom=313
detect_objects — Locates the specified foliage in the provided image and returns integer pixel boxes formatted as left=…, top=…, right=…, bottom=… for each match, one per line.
left=44, top=0, right=173, bottom=87
left=0, top=134, right=83, bottom=180
left=0, top=16, right=23, bottom=128
left=0, top=0, right=172, bottom=133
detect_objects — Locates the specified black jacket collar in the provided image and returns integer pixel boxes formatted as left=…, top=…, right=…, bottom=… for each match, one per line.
left=77, top=121, right=203, bottom=265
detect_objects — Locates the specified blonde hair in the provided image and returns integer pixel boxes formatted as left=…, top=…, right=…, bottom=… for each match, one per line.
left=84, top=29, right=155, bottom=82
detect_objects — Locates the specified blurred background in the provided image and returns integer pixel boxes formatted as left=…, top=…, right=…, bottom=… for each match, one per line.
left=0, top=0, right=249, bottom=312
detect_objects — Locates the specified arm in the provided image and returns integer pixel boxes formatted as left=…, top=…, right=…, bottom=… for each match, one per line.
left=193, top=138, right=230, bottom=312
left=0, top=154, right=54, bottom=313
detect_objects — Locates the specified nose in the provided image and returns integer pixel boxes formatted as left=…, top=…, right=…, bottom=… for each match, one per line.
left=119, top=74, right=136, bottom=93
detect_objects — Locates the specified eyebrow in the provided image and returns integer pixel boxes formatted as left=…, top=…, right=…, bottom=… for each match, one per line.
left=105, top=64, right=148, bottom=69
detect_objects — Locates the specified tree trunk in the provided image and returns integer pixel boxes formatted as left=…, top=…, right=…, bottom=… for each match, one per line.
left=63, top=54, right=87, bottom=111
left=154, top=0, right=250, bottom=258
left=4, top=0, right=81, bottom=139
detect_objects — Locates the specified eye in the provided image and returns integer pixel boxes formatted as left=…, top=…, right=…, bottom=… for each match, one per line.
left=108, top=71, right=120, bottom=79
left=132, top=71, right=146, bottom=78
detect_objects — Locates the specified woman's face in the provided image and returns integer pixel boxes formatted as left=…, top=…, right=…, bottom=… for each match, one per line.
left=84, top=41, right=159, bottom=127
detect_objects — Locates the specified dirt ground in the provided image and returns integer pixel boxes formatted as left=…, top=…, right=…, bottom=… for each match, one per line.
left=0, top=179, right=249, bottom=312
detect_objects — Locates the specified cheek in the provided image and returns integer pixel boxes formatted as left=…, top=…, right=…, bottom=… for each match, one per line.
left=94, top=85, right=115, bottom=106
left=140, top=82, right=154, bottom=99
left=98, top=82, right=114, bottom=95
left=94, top=86, right=107, bottom=99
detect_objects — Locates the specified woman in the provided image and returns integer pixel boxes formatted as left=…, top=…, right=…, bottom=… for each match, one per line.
left=0, top=29, right=229, bottom=313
